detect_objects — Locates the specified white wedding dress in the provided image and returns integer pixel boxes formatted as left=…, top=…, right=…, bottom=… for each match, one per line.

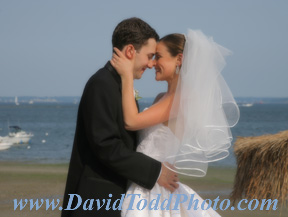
left=121, top=123, right=221, bottom=217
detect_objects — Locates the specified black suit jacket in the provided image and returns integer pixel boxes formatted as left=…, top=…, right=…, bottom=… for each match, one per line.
left=61, top=62, right=161, bottom=217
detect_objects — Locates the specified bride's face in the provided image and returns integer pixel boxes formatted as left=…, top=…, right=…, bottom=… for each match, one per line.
left=154, top=42, right=178, bottom=82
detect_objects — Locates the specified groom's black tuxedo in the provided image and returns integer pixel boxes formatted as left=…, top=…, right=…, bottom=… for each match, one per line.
left=61, top=62, right=161, bottom=217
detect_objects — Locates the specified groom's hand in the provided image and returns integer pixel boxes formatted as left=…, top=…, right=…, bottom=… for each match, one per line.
left=157, top=163, right=179, bottom=192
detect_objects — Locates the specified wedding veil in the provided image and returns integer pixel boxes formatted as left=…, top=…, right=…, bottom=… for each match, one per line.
left=165, top=29, right=240, bottom=177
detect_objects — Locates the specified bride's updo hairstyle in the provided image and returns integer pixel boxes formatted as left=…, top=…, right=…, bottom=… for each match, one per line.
left=159, top=34, right=186, bottom=57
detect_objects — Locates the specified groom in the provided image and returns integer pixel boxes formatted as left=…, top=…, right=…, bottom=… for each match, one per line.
left=61, top=17, right=178, bottom=217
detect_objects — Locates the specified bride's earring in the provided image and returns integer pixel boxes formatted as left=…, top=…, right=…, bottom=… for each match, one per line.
left=175, top=65, right=180, bottom=74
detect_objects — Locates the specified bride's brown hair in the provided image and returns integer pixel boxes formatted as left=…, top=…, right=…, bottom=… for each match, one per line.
left=160, top=34, right=186, bottom=57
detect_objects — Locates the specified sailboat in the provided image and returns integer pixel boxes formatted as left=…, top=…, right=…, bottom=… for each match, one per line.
left=15, top=96, right=19, bottom=106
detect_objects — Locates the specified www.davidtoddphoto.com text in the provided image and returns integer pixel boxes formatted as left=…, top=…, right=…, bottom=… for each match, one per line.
left=13, top=193, right=278, bottom=212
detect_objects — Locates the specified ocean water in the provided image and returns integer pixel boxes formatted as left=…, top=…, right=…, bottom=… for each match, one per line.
left=0, top=102, right=288, bottom=167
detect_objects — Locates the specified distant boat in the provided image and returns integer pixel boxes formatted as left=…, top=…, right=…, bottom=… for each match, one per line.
left=15, top=96, right=19, bottom=106
left=0, top=142, right=13, bottom=151
left=242, top=103, right=253, bottom=107
left=8, top=126, right=33, bottom=144
left=0, top=136, right=13, bottom=151
left=28, top=100, right=34, bottom=104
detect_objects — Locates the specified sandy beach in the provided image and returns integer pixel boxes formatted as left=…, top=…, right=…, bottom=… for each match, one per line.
left=0, top=162, right=286, bottom=217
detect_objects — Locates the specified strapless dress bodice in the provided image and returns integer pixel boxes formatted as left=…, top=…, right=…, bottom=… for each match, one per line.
left=137, top=124, right=176, bottom=162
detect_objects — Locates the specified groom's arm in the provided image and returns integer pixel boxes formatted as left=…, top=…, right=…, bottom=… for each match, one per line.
left=82, top=78, right=161, bottom=189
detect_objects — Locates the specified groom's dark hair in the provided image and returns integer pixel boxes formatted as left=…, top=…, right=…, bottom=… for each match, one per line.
left=112, top=17, right=159, bottom=51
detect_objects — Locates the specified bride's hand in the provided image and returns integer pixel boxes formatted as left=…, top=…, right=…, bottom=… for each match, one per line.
left=110, top=47, right=135, bottom=78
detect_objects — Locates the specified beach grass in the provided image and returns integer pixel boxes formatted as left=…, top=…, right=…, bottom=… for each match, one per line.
left=0, top=162, right=286, bottom=217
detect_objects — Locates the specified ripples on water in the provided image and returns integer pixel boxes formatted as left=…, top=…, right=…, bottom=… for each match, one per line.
left=0, top=103, right=288, bottom=167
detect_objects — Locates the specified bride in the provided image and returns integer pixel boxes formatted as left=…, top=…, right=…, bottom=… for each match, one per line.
left=111, top=29, right=239, bottom=217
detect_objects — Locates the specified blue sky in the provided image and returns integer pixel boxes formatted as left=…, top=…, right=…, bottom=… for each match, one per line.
left=0, top=0, right=287, bottom=97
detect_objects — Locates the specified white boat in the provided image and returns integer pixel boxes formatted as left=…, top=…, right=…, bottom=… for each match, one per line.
left=242, top=103, right=253, bottom=107
left=15, top=96, right=20, bottom=106
left=8, top=126, right=33, bottom=144
left=0, top=136, right=13, bottom=150
left=0, top=142, right=13, bottom=150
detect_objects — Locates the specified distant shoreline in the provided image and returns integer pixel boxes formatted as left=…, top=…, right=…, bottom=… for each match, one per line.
left=1, top=96, right=288, bottom=104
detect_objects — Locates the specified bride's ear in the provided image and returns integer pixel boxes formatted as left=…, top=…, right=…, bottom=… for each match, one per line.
left=124, top=44, right=136, bottom=59
left=177, top=53, right=183, bottom=66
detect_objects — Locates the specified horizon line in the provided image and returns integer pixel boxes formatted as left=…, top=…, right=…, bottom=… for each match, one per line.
left=1, top=96, right=288, bottom=99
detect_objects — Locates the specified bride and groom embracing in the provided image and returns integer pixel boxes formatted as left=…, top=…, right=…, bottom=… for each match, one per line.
left=62, top=17, right=239, bottom=217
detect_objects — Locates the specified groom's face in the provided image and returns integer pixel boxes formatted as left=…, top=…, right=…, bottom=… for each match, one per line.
left=133, top=38, right=157, bottom=79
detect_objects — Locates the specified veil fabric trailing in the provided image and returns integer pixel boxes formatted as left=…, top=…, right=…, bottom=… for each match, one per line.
left=165, top=29, right=240, bottom=176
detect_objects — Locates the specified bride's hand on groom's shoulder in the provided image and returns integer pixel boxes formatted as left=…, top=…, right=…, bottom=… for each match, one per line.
left=110, top=47, right=134, bottom=79
left=157, top=163, right=179, bottom=192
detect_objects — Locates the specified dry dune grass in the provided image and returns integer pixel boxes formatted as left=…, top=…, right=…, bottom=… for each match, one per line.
left=231, top=130, right=288, bottom=207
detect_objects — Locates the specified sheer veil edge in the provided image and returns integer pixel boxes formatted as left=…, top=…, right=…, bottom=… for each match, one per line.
left=165, top=29, right=240, bottom=177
